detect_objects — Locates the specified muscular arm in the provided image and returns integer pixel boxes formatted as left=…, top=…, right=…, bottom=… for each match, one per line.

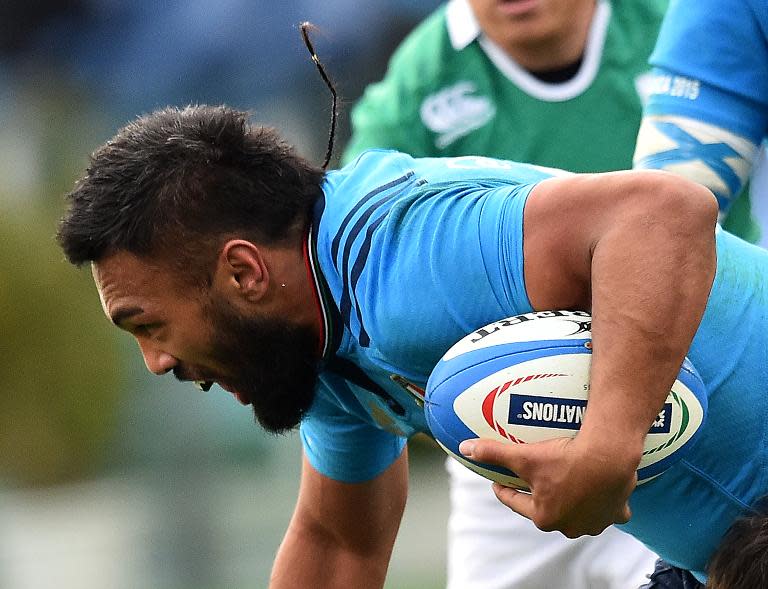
left=526, top=170, right=718, bottom=445
left=270, top=448, right=409, bottom=588
left=463, top=170, right=718, bottom=537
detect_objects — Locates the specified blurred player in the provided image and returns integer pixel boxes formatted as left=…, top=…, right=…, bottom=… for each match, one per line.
left=342, top=0, right=666, bottom=586
left=633, top=0, right=767, bottom=244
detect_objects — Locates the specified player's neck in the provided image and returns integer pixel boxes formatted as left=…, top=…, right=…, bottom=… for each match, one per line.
left=528, top=57, right=583, bottom=84
left=262, top=243, right=318, bottom=330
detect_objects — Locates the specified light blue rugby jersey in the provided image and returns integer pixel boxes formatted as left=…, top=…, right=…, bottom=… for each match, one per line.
left=647, top=0, right=768, bottom=141
left=300, top=150, right=552, bottom=483
left=622, top=228, right=768, bottom=582
left=300, top=149, right=768, bottom=581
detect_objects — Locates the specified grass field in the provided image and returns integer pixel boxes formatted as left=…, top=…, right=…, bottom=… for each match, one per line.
left=1, top=435, right=450, bottom=589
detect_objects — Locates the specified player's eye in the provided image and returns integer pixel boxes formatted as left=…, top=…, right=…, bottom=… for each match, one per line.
left=135, top=323, right=160, bottom=336
left=194, top=380, right=213, bottom=392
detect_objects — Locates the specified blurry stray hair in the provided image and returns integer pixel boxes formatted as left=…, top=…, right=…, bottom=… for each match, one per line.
left=300, top=21, right=337, bottom=170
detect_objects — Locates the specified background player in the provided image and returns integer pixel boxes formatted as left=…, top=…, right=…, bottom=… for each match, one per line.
left=633, top=0, right=767, bottom=244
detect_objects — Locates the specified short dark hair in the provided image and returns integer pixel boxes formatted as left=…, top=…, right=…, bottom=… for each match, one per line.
left=58, top=105, right=324, bottom=281
left=707, top=503, right=768, bottom=588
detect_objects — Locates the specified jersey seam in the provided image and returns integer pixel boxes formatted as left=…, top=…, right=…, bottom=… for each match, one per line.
left=679, top=459, right=755, bottom=513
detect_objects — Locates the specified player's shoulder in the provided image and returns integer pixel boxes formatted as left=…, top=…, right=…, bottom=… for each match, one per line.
left=322, top=150, right=421, bottom=216
left=329, top=149, right=417, bottom=187
left=672, top=0, right=767, bottom=20
left=323, top=150, right=547, bottom=232
left=331, top=150, right=561, bottom=191
left=660, top=0, right=764, bottom=31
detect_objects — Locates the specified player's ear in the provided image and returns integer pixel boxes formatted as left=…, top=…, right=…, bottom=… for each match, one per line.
left=214, top=239, right=269, bottom=302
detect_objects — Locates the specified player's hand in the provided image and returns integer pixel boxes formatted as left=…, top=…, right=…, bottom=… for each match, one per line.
left=459, top=435, right=638, bottom=538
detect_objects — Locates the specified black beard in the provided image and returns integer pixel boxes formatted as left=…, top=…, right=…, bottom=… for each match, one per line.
left=205, top=296, right=320, bottom=435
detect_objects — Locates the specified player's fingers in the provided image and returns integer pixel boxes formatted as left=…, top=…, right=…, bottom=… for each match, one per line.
left=459, top=439, right=532, bottom=476
left=491, top=482, right=536, bottom=520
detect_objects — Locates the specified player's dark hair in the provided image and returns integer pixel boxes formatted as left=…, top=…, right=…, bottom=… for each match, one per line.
left=57, top=104, right=324, bottom=282
left=707, top=502, right=768, bottom=588
left=300, top=21, right=337, bottom=170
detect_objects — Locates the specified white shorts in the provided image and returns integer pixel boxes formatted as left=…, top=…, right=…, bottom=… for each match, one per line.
left=445, top=458, right=659, bottom=589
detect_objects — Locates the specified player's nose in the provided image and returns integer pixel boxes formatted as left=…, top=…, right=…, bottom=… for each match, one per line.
left=138, top=341, right=178, bottom=375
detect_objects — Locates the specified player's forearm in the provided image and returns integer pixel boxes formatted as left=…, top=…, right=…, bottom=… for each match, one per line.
left=271, top=451, right=407, bottom=588
left=270, top=521, right=391, bottom=588
left=582, top=172, right=718, bottom=454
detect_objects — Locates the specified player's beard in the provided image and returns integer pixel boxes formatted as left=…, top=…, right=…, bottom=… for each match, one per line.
left=204, top=295, right=320, bottom=435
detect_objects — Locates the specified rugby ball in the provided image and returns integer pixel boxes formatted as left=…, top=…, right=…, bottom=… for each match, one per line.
left=425, top=310, right=707, bottom=489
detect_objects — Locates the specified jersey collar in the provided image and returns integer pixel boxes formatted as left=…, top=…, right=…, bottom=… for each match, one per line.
left=445, top=0, right=481, bottom=51
left=304, top=202, right=343, bottom=363
left=445, top=0, right=611, bottom=101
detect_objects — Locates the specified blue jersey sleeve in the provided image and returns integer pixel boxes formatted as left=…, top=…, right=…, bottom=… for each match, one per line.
left=300, top=375, right=407, bottom=483
left=634, top=0, right=768, bottom=213
left=646, top=0, right=768, bottom=142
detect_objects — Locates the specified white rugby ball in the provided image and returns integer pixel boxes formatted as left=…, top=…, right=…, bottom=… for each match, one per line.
left=425, top=310, right=707, bottom=489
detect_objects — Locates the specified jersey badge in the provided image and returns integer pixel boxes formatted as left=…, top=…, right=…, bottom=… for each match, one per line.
left=420, top=81, right=495, bottom=149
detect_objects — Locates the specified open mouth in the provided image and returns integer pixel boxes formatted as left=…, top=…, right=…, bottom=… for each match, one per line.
left=194, top=379, right=251, bottom=406
left=193, top=380, right=214, bottom=392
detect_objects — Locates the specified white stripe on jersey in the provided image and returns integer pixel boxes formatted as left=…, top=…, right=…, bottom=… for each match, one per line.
left=634, top=114, right=758, bottom=205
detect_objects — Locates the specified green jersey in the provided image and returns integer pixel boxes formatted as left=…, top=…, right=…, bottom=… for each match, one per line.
left=343, top=0, right=664, bottom=170
left=342, top=0, right=756, bottom=240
